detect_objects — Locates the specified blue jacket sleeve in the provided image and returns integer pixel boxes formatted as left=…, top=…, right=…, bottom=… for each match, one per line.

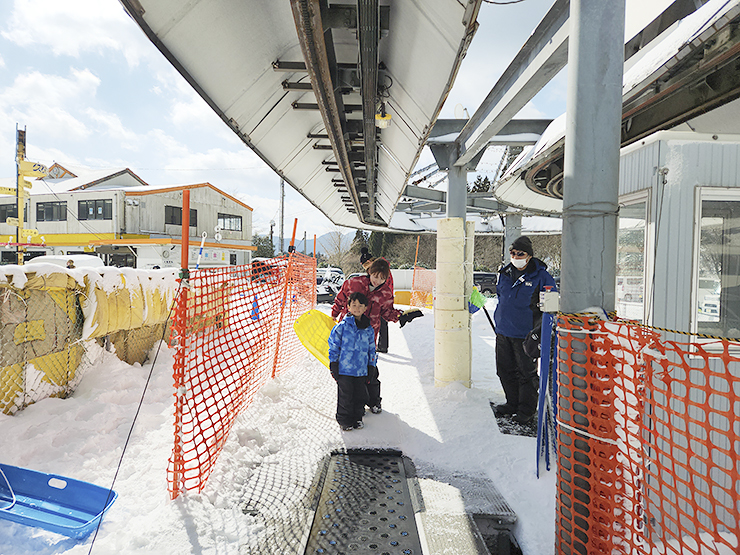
left=328, top=323, right=343, bottom=363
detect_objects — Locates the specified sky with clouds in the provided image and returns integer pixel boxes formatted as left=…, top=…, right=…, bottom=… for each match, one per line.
left=0, top=0, right=566, bottom=239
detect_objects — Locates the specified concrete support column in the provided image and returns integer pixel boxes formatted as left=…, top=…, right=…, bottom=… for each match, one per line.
left=503, top=214, right=522, bottom=252
left=561, top=0, right=624, bottom=313
left=434, top=218, right=471, bottom=387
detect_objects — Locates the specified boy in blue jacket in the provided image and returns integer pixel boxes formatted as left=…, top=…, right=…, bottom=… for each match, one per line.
left=328, top=291, right=377, bottom=431
left=493, top=236, right=557, bottom=424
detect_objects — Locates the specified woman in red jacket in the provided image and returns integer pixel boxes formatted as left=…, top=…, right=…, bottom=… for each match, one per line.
left=332, top=257, right=400, bottom=414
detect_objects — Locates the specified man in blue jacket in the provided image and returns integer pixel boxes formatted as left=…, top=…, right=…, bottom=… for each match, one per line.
left=493, top=236, right=557, bottom=424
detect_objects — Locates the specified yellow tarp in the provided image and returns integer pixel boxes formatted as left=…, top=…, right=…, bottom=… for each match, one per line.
left=0, top=363, right=23, bottom=415
left=82, top=271, right=174, bottom=339
left=14, top=320, right=45, bottom=345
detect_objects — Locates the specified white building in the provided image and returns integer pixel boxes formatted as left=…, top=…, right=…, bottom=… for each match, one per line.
left=0, top=163, right=255, bottom=268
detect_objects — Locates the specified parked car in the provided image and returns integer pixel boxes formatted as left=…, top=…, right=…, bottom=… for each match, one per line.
left=316, top=267, right=344, bottom=285
left=473, top=272, right=498, bottom=296
left=316, top=282, right=341, bottom=304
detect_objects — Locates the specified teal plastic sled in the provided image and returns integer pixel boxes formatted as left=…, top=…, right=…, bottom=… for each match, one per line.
left=0, top=463, right=117, bottom=539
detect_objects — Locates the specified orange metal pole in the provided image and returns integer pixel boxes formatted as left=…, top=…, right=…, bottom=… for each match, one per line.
left=181, top=189, right=190, bottom=268
left=290, top=218, right=298, bottom=249
left=273, top=218, right=298, bottom=378
left=414, top=235, right=420, bottom=267
left=313, top=235, right=316, bottom=257
left=171, top=188, right=191, bottom=499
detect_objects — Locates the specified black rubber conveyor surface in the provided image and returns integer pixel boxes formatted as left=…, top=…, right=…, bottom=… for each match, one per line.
left=304, top=450, right=422, bottom=555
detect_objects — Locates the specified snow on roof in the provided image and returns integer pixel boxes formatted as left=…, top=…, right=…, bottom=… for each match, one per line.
left=499, top=0, right=739, bottom=184
left=499, top=114, right=566, bottom=181
left=389, top=208, right=561, bottom=234
left=1, top=165, right=148, bottom=197
left=623, top=0, right=740, bottom=97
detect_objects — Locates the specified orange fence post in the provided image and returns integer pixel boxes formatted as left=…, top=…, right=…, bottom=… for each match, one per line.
left=169, top=189, right=190, bottom=499
left=272, top=219, right=298, bottom=378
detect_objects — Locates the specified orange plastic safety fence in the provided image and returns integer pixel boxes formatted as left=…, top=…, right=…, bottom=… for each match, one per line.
left=555, top=316, right=739, bottom=555
left=167, top=253, right=316, bottom=499
left=410, top=266, right=435, bottom=309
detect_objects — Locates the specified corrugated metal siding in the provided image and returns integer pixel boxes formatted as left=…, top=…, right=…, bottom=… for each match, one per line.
left=619, top=140, right=660, bottom=196
left=622, top=136, right=740, bottom=333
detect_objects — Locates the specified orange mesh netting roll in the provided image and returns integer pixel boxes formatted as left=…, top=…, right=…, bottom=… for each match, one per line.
left=410, top=266, right=435, bottom=309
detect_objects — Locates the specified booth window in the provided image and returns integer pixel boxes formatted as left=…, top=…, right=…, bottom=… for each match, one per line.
left=165, top=206, right=197, bottom=227
left=218, top=213, right=242, bottom=231
left=79, top=199, right=112, bottom=220
left=36, top=201, right=67, bottom=222
left=616, top=199, right=647, bottom=323
left=696, top=197, right=740, bottom=338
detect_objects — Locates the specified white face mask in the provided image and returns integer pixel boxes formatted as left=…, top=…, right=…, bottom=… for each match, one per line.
left=511, top=257, right=529, bottom=269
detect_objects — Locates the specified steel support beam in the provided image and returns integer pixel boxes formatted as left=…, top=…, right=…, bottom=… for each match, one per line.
left=454, top=0, right=570, bottom=167
left=358, top=0, right=380, bottom=223
left=290, top=0, right=364, bottom=221
left=561, top=0, right=624, bottom=314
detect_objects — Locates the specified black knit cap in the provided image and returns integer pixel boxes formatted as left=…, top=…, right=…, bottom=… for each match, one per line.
left=510, top=235, right=533, bottom=256
left=360, top=247, right=373, bottom=265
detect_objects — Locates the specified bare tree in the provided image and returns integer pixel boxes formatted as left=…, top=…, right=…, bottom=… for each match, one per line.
left=319, top=228, right=352, bottom=273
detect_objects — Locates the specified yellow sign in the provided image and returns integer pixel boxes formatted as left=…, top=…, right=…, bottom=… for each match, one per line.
left=17, top=176, right=32, bottom=189
left=19, top=160, right=48, bottom=177
left=5, top=217, right=19, bottom=227
left=0, top=187, right=17, bottom=196
left=21, top=229, right=39, bottom=237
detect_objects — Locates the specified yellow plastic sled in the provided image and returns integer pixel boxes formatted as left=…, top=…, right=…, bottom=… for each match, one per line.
left=293, top=309, right=336, bottom=368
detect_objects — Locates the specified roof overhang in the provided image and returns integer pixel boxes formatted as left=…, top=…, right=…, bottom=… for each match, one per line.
left=119, top=0, right=482, bottom=230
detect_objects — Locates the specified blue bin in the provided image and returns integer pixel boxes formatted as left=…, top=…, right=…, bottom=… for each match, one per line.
left=0, top=464, right=117, bottom=539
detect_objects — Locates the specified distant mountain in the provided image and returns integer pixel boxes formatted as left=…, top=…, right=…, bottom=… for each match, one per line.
left=270, top=231, right=354, bottom=255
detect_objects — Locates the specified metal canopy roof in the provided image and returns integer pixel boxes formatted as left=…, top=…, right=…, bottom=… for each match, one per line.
left=491, top=0, right=740, bottom=213
left=119, top=0, right=481, bottom=231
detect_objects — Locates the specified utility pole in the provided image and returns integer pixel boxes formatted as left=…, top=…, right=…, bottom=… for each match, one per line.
left=279, top=178, right=284, bottom=255
left=303, top=231, right=307, bottom=255
left=269, top=220, right=275, bottom=256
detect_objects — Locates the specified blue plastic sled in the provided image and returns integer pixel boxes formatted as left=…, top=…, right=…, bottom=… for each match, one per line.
left=0, top=464, right=117, bottom=539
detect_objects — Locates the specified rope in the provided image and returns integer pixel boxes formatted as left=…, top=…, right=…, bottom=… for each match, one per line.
left=557, top=310, right=740, bottom=342
left=86, top=280, right=182, bottom=554
left=556, top=419, right=619, bottom=446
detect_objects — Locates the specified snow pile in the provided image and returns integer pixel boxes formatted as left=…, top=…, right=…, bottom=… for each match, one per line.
left=0, top=299, right=557, bottom=554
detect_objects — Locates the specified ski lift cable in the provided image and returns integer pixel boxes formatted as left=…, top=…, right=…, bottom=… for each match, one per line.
left=86, top=281, right=183, bottom=554
left=409, top=162, right=437, bottom=179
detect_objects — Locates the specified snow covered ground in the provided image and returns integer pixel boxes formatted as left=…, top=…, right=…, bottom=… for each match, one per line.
left=0, top=298, right=557, bottom=554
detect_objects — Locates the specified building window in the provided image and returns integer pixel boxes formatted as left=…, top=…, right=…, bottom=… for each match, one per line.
left=695, top=191, right=740, bottom=338
left=36, top=201, right=67, bottom=222
left=78, top=199, right=112, bottom=220
left=165, top=206, right=197, bottom=227
left=616, top=198, right=647, bottom=323
left=0, top=204, right=17, bottom=222
left=218, top=213, right=242, bottom=231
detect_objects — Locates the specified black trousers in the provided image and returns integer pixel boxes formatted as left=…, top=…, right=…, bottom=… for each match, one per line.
left=336, top=375, right=368, bottom=427
left=377, top=318, right=388, bottom=352
left=495, top=334, right=539, bottom=416
left=366, top=364, right=381, bottom=408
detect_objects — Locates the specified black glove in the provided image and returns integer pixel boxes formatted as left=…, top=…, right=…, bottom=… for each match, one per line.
left=399, top=308, right=424, bottom=327
left=329, top=361, right=339, bottom=381
left=360, top=247, right=373, bottom=266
